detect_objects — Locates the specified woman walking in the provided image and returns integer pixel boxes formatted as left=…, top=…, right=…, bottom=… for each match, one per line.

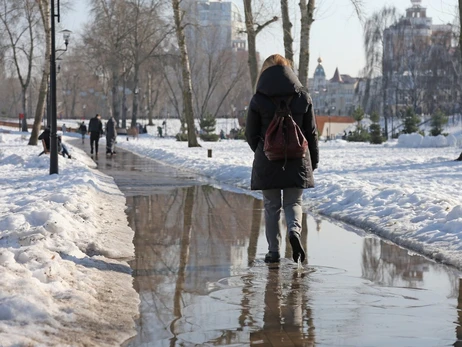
left=245, top=54, right=319, bottom=264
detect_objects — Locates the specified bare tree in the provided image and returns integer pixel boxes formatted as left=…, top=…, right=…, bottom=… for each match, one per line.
left=243, top=0, right=278, bottom=90
left=457, top=0, right=462, bottom=161
left=162, top=59, right=183, bottom=121
left=298, top=0, right=315, bottom=87
left=144, top=69, right=162, bottom=125
left=298, top=0, right=363, bottom=88
left=280, top=0, right=293, bottom=63
left=188, top=25, right=247, bottom=120
left=28, top=0, right=50, bottom=145
left=86, top=0, right=133, bottom=127
left=125, top=0, right=170, bottom=128
left=0, top=0, right=40, bottom=132
left=363, top=6, right=398, bottom=137
left=172, top=0, right=199, bottom=147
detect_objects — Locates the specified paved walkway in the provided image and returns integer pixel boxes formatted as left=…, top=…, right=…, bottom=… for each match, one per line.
left=70, top=139, right=462, bottom=347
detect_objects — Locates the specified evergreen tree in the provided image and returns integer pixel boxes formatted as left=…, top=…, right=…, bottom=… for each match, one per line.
left=402, top=107, right=420, bottom=134
left=369, top=111, right=383, bottom=144
left=199, top=113, right=219, bottom=141
left=347, top=106, right=370, bottom=142
left=352, top=106, right=365, bottom=129
left=429, top=109, right=448, bottom=136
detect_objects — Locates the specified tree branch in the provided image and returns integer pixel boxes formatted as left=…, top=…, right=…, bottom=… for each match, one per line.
left=255, top=16, right=278, bottom=35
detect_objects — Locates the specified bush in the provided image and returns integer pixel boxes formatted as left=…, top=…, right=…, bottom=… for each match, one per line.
left=402, top=107, right=420, bottom=134
left=430, top=109, right=448, bottom=136
left=347, top=130, right=370, bottom=142
left=175, top=133, right=188, bottom=141
left=200, top=133, right=219, bottom=142
left=229, top=127, right=246, bottom=140
left=369, top=123, right=384, bottom=144
left=199, top=113, right=217, bottom=135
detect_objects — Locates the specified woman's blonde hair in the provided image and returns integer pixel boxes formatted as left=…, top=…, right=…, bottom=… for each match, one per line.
left=259, top=54, right=292, bottom=77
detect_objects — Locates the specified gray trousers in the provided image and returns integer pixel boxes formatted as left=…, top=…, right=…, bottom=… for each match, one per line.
left=262, top=188, right=303, bottom=253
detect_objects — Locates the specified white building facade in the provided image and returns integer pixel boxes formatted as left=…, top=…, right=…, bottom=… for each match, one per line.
left=309, top=57, right=358, bottom=117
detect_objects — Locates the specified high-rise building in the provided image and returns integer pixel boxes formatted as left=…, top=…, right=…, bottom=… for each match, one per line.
left=183, top=0, right=247, bottom=52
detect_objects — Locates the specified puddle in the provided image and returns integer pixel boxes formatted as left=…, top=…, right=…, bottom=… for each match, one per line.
left=89, top=146, right=462, bottom=346
left=121, top=185, right=462, bottom=347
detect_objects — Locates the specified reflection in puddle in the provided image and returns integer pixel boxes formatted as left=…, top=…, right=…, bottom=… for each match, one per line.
left=123, top=185, right=462, bottom=347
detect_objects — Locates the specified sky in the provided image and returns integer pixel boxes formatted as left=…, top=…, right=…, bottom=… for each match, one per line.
left=64, top=0, right=459, bottom=80
left=1, top=117, right=462, bottom=344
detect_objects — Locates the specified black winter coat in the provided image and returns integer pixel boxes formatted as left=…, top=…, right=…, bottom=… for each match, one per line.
left=245, top=65, right=319, bottom=191
left=88, top=117, right=103, bottom=134
left=106, top=117, right=116, bottom=140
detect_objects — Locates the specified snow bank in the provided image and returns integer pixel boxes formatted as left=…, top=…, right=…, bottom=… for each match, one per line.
left=398, top=132, right=462, bottom=148
left=0, top=134, right=139, bottom=347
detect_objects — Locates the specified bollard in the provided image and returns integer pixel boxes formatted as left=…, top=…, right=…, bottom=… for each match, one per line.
left=207, top=149, right=212, bottom=158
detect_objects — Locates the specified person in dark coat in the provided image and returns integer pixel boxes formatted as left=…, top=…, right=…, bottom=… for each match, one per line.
left=245, top=54, right=319, bottom=264
left=105, top=116, right=117, bottom=156
left=88, top=114, right=103, bottom=158
left=79, top=122, right=87, bottom=144
left=38, top=126, right=51, bottom=151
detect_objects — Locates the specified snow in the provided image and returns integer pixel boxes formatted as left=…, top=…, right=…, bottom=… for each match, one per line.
left=1, top=119, right=462, bottom=345
left=0, top=132, right=139, bottom=346
left=398, top=133, right=462, bottom=148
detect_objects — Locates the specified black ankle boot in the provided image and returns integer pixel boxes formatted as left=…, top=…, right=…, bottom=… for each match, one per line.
left=264, top=252, right=280, bottom=263
left=289, top=234, right=306, bottom=263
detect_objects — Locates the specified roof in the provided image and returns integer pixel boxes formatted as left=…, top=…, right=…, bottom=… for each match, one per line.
left=314, top=64, right=326, bottom=78
left=330, top=68, right=343, bottom=83
left=340, top=74, right=357, bottom=84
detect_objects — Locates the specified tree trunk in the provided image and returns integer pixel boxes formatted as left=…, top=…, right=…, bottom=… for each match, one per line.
left=457, top=0, right=462, bottom=160
left=243, top=0, right=259, bottom=91
left=70, top=77, right=77, bottom=120
left=280, top=0, right=293, bottom=63
left=21, top=88, right=28, bottom=131
left=29, top=0, right=50, bottom=145
left=172, top=0, right=199, bottom=147
left=147, top=72, right=153, bottom=125
left=298, top=0, right=315, bottom=87
left=382, top=75, right=389, bottom=138
left=122, top=73, right=127, bottom=129
left=131, top=62, right=140, bottom=128
left=111, top=66, right=120, bottom=126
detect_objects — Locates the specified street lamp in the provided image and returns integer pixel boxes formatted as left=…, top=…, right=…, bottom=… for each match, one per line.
left=49, top=0, right=72, bottom=175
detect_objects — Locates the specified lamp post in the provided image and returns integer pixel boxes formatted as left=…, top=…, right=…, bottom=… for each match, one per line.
left=49, top=0, right=71, bottom=175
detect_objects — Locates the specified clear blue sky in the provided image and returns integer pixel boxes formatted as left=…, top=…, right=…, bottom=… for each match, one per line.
left=64, top=0, right=458, bottom=79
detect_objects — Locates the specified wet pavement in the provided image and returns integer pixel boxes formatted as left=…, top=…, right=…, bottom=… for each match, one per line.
left=70, top=140, right=462, bottom=347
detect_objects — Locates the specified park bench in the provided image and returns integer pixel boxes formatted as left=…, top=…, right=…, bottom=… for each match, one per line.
left=38, top=139, right=49, bottom=156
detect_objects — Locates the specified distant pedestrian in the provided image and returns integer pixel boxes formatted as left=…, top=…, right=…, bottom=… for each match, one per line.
left=162, top=120, right=167, bottom=136
left=245, top=54, right=319, bottom=264
left=58, top=135, right=71, bottom=159
left=157, top=125, right=163, bottom=137
left=88, top=114, right=103, bottom=158
left=79, top=122, right=87, bottom=144
left=62, top=123, right=66, bottom=133
left=106, top=116, right=117, bottom=156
